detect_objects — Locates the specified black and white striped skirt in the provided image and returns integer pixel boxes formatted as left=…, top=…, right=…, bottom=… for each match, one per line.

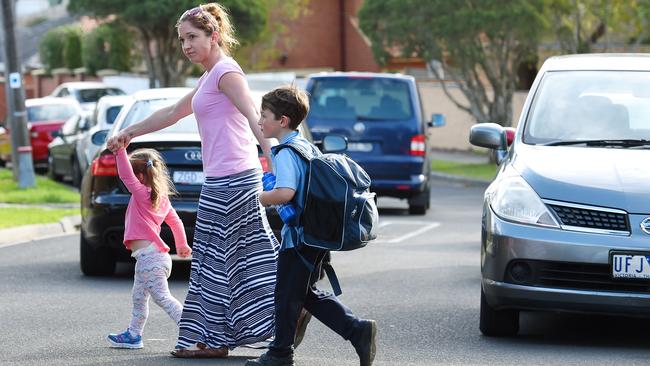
left=176, top=168, right=279, bottom=350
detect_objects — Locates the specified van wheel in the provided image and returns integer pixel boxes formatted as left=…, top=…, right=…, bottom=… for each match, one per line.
left=479, top=287, right=519, bottom=336
left=80, top=232, right=116, bottom=276
left=408, top=186, right=430, bottom=215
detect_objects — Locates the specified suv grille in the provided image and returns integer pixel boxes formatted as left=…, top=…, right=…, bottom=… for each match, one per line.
left=505, top=260, right=650, bottom=293
left=546, top=202, right=629, bottom=233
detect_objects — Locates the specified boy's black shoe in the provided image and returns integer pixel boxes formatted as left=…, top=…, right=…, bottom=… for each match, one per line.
left=245, top=352, right=294, bottom=366
left=352, top=319, right=377, bottom=366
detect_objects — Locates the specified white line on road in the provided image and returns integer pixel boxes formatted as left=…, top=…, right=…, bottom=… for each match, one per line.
left=378, top=221, right=441, bottom=243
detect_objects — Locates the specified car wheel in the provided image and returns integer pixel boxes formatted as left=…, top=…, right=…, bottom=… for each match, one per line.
left=408, top=185, right=430, bottom=215
left=80, top=231, right=116, bottom=276
left=48, top=154, right=62, bottom=181
left=71, top=158, right=82, bottom=188
left=479, top=286, right=519, bottom=336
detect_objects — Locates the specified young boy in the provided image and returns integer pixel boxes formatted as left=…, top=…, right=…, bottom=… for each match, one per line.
left=246, top=86, right=377, bottom=366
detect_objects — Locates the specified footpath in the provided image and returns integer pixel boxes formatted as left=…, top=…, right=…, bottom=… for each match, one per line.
left=0, top=149, right=492, bottom=248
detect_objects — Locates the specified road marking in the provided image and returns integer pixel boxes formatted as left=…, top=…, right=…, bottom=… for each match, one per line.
left=377, top=220, right=441, bottom=243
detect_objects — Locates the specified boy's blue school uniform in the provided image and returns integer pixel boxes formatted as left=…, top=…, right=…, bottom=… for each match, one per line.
left=268, top=131, right=368, bottom=358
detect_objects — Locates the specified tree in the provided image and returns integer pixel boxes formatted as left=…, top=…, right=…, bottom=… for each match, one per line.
left=358, top=0, right=546, bottom=126
left=82, top=21, right=135, bottom=75
left=39, top=25, right=83, bottom=71
left=68, top=0, right=267, bottom=87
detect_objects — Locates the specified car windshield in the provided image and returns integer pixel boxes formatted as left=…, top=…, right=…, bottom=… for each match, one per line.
left=524, top=70, right=650, bottom=144
left=76, top=88, right=125, bottom=103
left=27, top=104, right=78, bottom=122
left=120, top=98, right=198, bottom=134
left=309, top=78, right=413, bottom=121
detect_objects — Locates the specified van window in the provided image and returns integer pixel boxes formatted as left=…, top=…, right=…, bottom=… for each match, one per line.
left=309, top=78, right=413, bottom=121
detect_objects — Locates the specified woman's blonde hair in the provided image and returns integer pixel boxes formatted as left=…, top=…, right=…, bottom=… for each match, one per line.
left=176, top=2, right=239, bottom=56
left=129, top=148, right=177, bottom=210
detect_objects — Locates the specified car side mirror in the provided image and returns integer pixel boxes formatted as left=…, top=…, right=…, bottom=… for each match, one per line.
left=91, top=129, right=109, bottom=145
left=428, top=113, right=446, bottom=128
left=79, top=117, right=90, bottom=132
left=469, top=122, right=508, bottom=164
left=322, top=135, right=347, bottom=153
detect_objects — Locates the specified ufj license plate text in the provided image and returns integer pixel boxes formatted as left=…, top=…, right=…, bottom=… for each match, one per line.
left=612, top=254, right=650, bottom=279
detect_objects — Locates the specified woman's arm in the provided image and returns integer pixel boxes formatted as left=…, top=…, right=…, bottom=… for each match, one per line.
left=219, top=72, right=274, bottom=171
left=108, top=88, right=197, bottom=151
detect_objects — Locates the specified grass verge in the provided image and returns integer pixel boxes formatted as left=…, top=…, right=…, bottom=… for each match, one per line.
left=0, top=207, right=79, bottom=229
left=431, top=159, right=497, bottom=181
left=0, top=168, right=79, bottom=203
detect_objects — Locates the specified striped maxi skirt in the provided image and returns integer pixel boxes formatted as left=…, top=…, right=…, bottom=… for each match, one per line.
left=176, top=168, right=280, bottom=350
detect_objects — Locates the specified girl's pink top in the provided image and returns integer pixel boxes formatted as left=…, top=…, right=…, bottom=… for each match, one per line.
left=191, top=57, right=260, bottom=178
left=115, top=148, right=189, bottom=253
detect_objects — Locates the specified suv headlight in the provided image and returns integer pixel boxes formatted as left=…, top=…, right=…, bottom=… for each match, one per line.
left=487, top=174, right=559, bottom=228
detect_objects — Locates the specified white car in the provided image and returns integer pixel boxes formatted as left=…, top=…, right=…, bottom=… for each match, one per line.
left=77, top=95, right=130, bottom=172
left=50, top=81, right=126, bottom=112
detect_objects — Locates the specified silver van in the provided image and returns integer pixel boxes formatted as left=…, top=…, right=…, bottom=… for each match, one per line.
left=470, top=54, right=650, bottom=336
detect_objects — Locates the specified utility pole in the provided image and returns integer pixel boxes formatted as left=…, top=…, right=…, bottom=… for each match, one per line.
left=1, top=0, right=35, bottom=188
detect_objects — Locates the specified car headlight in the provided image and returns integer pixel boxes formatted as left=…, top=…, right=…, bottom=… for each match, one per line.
left=487, top=174, right=559, bottom=228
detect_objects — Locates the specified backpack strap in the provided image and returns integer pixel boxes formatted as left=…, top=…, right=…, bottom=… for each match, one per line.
left=295, top=248, right=343, bottom=296
left=274, top=140, right=319, bottom=162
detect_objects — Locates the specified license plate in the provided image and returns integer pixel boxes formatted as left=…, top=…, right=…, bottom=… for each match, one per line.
left=173, top=171, right=204, bottom=185
left=611, top=253, right=650, bottom=279
left=348, top=142, right=373, bottom=152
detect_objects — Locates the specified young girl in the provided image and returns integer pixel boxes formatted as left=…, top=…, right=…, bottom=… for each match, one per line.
left=107, top=147, right=192, bottom=349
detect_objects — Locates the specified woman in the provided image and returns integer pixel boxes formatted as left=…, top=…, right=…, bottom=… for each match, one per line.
left=108, top=2, right=279, bottom=358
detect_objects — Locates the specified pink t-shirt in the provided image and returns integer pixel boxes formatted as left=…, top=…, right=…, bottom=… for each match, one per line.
left=191, top=57, right=260, bottom=178
left=115, top=148, right=189, bottom=253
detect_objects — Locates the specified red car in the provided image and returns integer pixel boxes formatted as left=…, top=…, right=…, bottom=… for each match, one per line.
left=0, top=97, right=83, bottom=170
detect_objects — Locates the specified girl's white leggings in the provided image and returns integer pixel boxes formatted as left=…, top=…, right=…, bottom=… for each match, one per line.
left=128, top=244, right=183, bottom=336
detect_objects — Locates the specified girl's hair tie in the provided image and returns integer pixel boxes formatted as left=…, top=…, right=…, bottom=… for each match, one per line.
left=146, top=160, right=153, bottom=168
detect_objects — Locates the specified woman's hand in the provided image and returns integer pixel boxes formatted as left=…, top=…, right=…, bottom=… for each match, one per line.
left=107, top=131, right=131, bottom=152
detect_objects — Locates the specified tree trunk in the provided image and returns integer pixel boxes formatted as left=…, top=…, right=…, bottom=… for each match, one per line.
left=138, top=28, right=157, bottom=88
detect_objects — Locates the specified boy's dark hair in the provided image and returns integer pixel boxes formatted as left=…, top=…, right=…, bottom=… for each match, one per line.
left=262, top=86, right=309, bottom=130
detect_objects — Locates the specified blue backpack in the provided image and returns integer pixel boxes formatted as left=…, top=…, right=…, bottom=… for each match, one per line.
left=276, top=140, right=379, bottom=252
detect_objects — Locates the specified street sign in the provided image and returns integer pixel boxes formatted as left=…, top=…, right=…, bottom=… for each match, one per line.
left=9, top=72, right=21, bottom=88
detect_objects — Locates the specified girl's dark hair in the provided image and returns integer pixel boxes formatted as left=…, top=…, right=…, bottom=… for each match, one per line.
left=261, top=86, right=310, bottom=130
left=176, top=2, right=239, bottom=56
left=129, top=148, right=177, bottom=210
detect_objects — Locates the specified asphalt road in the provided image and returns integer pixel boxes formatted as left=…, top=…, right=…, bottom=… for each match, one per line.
left=2, top=180, right=650, bottom=365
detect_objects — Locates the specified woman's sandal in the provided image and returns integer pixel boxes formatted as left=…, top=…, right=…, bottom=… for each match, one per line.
left=170, top=342, right=229, bottom=358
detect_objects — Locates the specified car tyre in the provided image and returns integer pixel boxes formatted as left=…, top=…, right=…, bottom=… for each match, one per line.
left=479, top=287, right=519, bottom=337
left=48, top=154, right=63, bottom=181
left=80, top=231, right=116, bottom=276
left=72, top=158, right=82, bottom=188
left=408, top=185, right=430, bottom=215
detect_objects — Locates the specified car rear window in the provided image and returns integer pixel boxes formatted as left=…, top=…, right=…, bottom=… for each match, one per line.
left=309, top=78, right=413, bottom=121
left=105, top=106, right=122, bottom=125
left=121, top=98, right=198, bottom=134
left=77, top=88, right=125, bottom=103
left=27, top=104, right=78, bottom=122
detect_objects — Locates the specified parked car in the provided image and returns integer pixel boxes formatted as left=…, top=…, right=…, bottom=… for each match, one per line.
left=79, top=88, right=318, bottom=276
left=304, top=72, right=443, bottom=214
left=470, top=54, right=650, bottom=337
left=48, top=111, right=93, bottom=186
left=0, top=97, right=83, bottom=170
left=49, top=81, right=126, bottom=112
left=77, top=95, right=130, bottom=173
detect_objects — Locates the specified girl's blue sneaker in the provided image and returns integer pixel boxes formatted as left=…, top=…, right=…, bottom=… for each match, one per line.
left=107, top=330, right=144, bottom=349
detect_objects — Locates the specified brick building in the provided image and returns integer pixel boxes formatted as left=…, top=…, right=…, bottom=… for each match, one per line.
left=268, top=0, right=425, bottom=73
